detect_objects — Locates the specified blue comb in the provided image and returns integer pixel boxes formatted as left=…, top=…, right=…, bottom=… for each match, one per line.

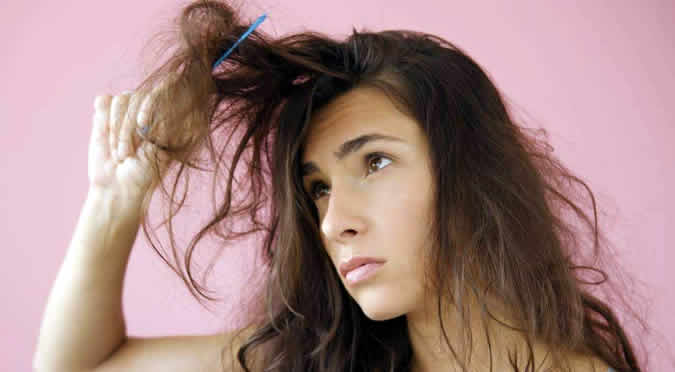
left=213, top=13, right=268, bottom=69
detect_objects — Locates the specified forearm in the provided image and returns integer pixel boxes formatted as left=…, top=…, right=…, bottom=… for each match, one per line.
left=33, top=188, right=143, bottom=372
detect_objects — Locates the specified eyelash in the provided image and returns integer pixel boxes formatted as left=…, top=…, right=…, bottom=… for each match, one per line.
left=307, top=152, right=392, bottom=201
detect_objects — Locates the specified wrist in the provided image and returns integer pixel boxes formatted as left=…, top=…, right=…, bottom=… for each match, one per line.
left=85, top=187, right=144, bottom=224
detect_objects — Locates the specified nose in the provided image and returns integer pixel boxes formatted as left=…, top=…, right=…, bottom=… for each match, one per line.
left=320, top=182, right=367, bottom=244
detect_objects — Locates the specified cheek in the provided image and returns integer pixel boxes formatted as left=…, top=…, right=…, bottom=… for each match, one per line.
left=374, top=171, right=432, bottom=231
left=370, top=174, right=433, bottom=274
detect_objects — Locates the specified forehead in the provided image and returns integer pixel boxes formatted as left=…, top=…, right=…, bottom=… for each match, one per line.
left=303, top=87, right=417, bottom=154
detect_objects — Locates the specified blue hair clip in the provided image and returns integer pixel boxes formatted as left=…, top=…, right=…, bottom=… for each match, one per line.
left=212, top=13, right=268, bottom=69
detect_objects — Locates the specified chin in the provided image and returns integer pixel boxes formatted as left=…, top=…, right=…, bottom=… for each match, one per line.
left=365, top=311, right=401, bottom=321
left=353, top=294, right=406, bottom=321
left=361, top=306, right=405, bottom=321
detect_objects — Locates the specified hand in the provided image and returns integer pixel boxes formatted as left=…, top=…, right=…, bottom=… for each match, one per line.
left=87, top=89, right=168, bottom=208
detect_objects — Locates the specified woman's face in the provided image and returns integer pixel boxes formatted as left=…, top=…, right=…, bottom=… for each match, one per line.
left=301, top=86, right=435, bottom=320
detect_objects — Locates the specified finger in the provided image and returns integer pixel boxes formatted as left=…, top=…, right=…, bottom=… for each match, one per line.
left=109, top=93, right=131, bottom=162
left=91, top=94, right=112, bottom=160
left=118, top=91, right=141, bottom=159
left=136, top=90, right=153, bottom=141
left=128, top=91, right=145, bottom=151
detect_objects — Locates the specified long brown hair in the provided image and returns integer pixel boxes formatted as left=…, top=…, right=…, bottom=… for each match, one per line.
left=128, top=1, right=650, bottom=371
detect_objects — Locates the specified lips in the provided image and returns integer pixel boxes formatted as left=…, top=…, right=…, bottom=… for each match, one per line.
left=339, top=256, right=387, bottom=279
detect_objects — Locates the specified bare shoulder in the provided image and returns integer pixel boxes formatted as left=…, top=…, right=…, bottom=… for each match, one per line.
left=218, top=322, right=264, bottom=372
left=91, top=322, right=264, bottom=372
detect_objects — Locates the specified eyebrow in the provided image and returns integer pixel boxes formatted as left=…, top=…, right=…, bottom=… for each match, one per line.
left=302, top=133, right=405, bottom=177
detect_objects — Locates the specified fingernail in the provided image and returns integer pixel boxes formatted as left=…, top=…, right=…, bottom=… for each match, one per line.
left=94, top=95, right=108, bottom=110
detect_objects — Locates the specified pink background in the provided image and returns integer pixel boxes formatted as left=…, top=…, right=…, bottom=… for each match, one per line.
left=2, top=0, right=673, bottom=370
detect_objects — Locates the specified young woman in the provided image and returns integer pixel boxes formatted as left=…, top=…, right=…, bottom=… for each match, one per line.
left=34, top=1, right=647, bottom=371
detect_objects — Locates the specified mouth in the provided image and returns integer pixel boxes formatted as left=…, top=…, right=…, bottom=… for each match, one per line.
left=339, top=256, right=387, bottom=285
left=346, top=262, right=385, bottom=285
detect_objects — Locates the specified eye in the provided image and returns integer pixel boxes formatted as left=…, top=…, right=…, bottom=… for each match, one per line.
left=307, top=152, right=392, bottom=201
left=365, top=152, right=392, bottom=175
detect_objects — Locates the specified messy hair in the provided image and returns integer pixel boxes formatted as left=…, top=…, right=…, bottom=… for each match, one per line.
left=128, top=1, right=649, bottom=371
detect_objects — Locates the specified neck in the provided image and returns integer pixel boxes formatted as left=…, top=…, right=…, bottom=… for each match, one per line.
left=405, top=290, right=551, bottom=372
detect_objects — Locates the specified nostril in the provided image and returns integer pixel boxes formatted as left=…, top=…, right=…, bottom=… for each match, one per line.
left=342, top=229, right=357, bottom=237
